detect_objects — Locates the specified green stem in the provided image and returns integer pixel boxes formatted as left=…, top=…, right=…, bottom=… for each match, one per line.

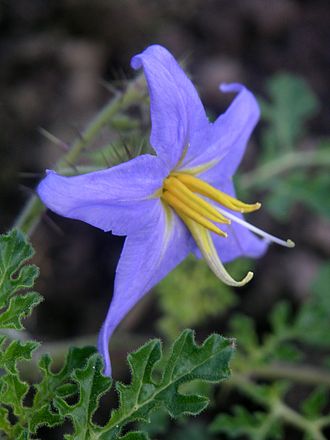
left=14, top=75, right=146, bottom=236
left=228, top=375, right=327, bottom=439
left=241, top=149, right=330, bottom=189
left=276, top=401, right=327, bottom=440
left=248, top=363, right=330, bottom=387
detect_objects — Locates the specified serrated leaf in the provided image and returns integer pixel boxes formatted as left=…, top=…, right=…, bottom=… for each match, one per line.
left=104, top=330, right=233, bottom=438
left=54, top=353, right=112, bottom=440
left=0, top=292, right=43, bottom=330
left=29, top=346, right=97, bottom=434
left=0, top=407, right=12, bottom=436
left=53, top=331, right=233, bottom=439
left=0, top=373, right=29, bottom=418
left=0, top=340, right=39, bottom=373
left=0, top=229, right=39, bottom=305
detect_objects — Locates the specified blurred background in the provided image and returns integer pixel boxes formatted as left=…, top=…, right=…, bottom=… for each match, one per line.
left=0, top=1, right=330, bottom=438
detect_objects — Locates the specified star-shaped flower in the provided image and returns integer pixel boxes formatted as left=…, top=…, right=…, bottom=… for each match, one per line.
left=38, top=45, right=294, bottom=375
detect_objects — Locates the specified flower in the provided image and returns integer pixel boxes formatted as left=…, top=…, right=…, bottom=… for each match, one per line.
left=37, top=45, right=294, bottom=376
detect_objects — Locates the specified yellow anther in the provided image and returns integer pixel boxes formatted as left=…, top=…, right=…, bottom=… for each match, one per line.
left=164, top=177, right=230, bottom=224
left=162, top=191, right=227, bottom=238
left=174, top=173, right=261, bottom=213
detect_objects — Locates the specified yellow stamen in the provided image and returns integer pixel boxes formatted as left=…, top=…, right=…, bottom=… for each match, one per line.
left=180, top=212, right=253, bottom=287
left=163, top=177, right=230, bottom=224
left=174, top=173, right=261, bottom=213
left=162, top=191, right=227, bottom=238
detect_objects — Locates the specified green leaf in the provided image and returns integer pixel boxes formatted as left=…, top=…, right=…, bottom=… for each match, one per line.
left=0, top=373, right=29, bottom=419
left=54, top=331, right=233, bottom=439
left=0, top=229, right=41, bottom=330
left=29, top=346, right=97, bottom=434
left=54, top=353, right=112, bottom=440
left=0, top=340, right=39, bottom=374
left=0, top=292, right=43, bottom=330
left=260, top=73, right=319, bottom=152
left=0, top=229, right=39, bottom=304
left=0, top=407, right=12, bottom=436
left=106, top=330, right=233, bottom=437
left=301, top=387, right=328, bottom=419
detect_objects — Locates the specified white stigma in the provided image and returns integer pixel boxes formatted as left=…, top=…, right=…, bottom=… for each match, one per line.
left=216, top=206, right=295, bottom=248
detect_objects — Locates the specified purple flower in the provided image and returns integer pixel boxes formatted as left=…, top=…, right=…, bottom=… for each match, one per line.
left=38, top=45, right=294, bottom=376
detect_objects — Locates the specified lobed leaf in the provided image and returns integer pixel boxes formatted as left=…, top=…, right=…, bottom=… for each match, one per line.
left=54, top=353, right=112, bottom=440
left=0, top=229, right=39, bottom=304
left=53, top=330, right=233, bottom=439
left=0, top=229, right=42, bottom=331
left=0, top=292, right=42, bottom=330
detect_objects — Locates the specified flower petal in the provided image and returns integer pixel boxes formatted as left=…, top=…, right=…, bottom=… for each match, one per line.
left=37, top=154, right=167, bottom=235
left=98, top=202, right=193, bottom=375
left=131, top=45, right=209, bottom=170
left=179, top=83, right=260, bottom=182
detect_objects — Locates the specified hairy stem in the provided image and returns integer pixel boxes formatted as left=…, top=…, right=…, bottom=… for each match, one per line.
left=241, top=149, right=330, bottom=189
left=228, top=375, right=327, bottom=439
left=249, top=363, right=330, bottom=387
left=14, top=75, right=146, bottom=236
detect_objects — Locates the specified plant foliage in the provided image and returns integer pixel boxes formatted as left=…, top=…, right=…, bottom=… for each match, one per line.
left=0, top=229, right=234, bottom=439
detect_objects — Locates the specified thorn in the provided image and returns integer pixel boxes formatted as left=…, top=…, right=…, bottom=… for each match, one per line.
left=38, top=127, right=69, bottom=151
left=69, top=125, right=86, bottom=143
left=42, top=213, right=65, bottom=236
left=122, top=142, right=132, bottom=159
left=67, top=161, right=79, bottom=173
left=98, top=79, right=120, bottom=96
left=19, top=184, right=35, bottom=195
left=101, top=152, right=111, bottom=167
left=111, top=144, right=124, bottom=163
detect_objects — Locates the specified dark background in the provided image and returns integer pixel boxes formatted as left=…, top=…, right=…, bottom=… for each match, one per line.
left=0, top=1, right=329, bottom=428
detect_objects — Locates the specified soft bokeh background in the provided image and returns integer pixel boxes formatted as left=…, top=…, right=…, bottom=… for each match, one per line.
left=0, top=1, right=330, bottom=438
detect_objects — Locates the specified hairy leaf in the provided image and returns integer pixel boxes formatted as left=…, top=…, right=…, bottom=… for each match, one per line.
left=0, top=292, right=42, bottom=330
left=54, top=353, right=112, bottom=440
left=30, top=346, right=97, bottom=434
left=54, top=330, right=233, bottom=439
left=0, top=229, right=42, bottom=329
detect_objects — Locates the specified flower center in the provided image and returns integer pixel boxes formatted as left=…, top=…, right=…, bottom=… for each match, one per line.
left=161, top=172, right=261, bottom=237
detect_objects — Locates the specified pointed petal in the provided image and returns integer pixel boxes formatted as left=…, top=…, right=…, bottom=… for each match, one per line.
left=131, top=45, right=209, bottom=170
left=37, top=154, right=167, bottom=235
left=179, top=83, right=260, bottom=181
left=98, top=203, right=193, bottom=375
